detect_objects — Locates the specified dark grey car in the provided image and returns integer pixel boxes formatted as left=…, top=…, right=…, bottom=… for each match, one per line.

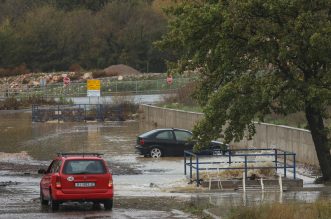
left=135, top=128, right=228, bottom=158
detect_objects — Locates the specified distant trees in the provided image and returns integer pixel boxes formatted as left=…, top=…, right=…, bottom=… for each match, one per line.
left=53, top=0, right=109, bottom=11
left=0, top=0, right=169, bottom=74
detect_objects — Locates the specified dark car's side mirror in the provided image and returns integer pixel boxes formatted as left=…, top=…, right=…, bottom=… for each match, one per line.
left=38, top=169, right=47, bottom=174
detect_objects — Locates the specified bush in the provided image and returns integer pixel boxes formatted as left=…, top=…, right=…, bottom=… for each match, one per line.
left=0, top=97, right=20, bottom=109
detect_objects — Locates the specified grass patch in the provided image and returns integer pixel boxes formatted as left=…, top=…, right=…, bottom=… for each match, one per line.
left=160, top=103, right=202, bottom=112
left=228, top=200, right=331, bottom=219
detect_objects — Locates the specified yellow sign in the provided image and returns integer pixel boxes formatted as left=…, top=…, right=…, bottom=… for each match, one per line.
left=87, top=80, right=100, bottom=90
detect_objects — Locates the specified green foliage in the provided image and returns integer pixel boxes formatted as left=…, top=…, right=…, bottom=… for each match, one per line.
left=158, top=0, right=331, bottom=158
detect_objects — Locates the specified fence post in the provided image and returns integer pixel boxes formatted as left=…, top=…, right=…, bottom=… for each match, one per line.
left=84, top=105, right=87, bottom=122
left=293, top=154, right=296, bottom=179
left=184, top=152, right=187, bottom=175
left=190, top=156, right=192, bottom=181
left=57, top=105, right=60, bottom=123
left=196, top=155, right=199, bottom=187
left=274, top=149, right=278, bottom=172
left=228, top=150, right=232, bottom=165
left=283, top=151, right=287, bottom=178
left=244, top=155, right=248, bottom=179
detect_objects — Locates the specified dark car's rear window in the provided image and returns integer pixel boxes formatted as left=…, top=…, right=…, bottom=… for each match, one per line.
left=139, top=129, right=159, bottom=138
left=63, top=159, right=106, bottom=174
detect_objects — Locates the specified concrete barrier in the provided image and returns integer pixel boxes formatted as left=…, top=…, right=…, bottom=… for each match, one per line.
left=139, top=104, right=319, bottom=167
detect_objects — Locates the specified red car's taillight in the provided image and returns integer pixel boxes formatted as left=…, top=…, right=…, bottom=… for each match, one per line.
left=55, top=175, right=61, bottom=189
left=139, top=139, right=145, bottom=145
left=108, top=179, right=113, bottom=188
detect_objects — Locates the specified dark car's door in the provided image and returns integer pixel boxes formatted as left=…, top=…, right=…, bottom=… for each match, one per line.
left=174, top=130, right=194, bottom=155
left=154, top=130, right=176, bottom=156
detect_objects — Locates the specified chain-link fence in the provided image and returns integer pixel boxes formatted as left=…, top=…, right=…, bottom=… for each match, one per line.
left=0, top=77, right=194, bottom=99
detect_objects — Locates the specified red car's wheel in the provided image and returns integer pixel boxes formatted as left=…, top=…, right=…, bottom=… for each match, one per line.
left=40, top=189, right=48, bottom=205
left=49, top=190, right=59, bottom=211
left=104, top=199, right=113, bottom=210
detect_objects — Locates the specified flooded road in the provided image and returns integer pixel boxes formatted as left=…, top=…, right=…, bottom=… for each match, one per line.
left=0, top=110, right=197, bottom=218
left=0, top=110, right=330, bottom=218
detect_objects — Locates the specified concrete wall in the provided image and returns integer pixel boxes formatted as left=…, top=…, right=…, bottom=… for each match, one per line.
left=139, top=104, right=319, bottom=167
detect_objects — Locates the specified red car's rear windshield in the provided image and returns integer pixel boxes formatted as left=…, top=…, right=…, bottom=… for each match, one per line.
left=63, top=159, right=106, bottom=174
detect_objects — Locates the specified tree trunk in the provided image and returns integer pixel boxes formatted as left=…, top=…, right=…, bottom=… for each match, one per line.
left=305, top=105, right=331, bottom=181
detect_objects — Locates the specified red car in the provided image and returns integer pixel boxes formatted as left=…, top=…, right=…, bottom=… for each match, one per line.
left=39, top=153, right=113, bottom=211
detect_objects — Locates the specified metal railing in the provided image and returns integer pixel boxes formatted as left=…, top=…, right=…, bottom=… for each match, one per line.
left=184, top=148, right=296, bottom=187
left=0, top=77, right=194, bottom=99
left=32, top=104, right=124, bottom=122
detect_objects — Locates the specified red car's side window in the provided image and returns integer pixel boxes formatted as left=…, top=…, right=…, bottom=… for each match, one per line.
left=46, top=160, right=62, bottom=173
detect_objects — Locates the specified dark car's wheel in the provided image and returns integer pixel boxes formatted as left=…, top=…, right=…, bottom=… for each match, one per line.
left=40, top=189, right=48, bottom=205
left=150, top=147, right=162, bottom=158
left=49, top=190, right=59, bottom=211
left=104, top=199, right=113, bottom=210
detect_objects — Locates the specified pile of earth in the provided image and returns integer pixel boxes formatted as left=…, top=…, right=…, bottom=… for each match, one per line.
left=103, top=64, right=141, bottom=76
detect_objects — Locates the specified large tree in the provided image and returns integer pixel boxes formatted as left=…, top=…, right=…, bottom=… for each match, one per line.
left=158, top=0, right=331, bottom=180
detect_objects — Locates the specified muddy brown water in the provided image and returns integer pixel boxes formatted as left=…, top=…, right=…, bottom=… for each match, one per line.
left=0, top=110, right=198, bottom=218
left=0, top=111, right=331, bottom=218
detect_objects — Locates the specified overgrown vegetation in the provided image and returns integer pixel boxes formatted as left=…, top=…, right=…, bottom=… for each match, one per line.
left=0, top=96, right=72, bottom=110
left=228, top=200, right=331, bottom=219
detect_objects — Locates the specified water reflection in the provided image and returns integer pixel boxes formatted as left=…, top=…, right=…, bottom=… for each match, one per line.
left=195, top=190, right=331, bottom=210
left=0, top=111, right=138, bottom=160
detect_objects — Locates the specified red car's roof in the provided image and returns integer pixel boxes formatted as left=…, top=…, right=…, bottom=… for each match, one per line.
left=60, top=156, right=104, bottom=160
left=55, top=153, right=104, bottom=160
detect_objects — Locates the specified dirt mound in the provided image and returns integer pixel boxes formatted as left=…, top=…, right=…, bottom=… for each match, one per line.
left=104, top=64, right=141, bottom=76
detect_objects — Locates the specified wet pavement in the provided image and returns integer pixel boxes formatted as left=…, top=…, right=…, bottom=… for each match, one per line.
left=0, top=111, right=330, bottom=218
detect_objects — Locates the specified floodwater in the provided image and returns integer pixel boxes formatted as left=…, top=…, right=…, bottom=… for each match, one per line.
left=0, top=111, right=330, bottom=218
left=0, top=110, right=195, bottom=218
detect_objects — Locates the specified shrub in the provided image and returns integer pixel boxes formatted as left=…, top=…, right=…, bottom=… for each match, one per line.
left=1, top=97, right=20, bottom=109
